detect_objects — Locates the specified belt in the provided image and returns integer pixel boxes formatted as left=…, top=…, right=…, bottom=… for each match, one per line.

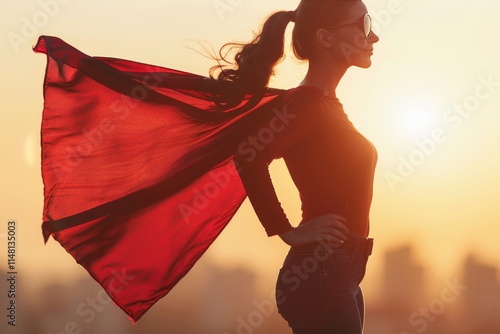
left=340, top=233, right=374, bottom=256
left=289, top=234, right=374, bottom=257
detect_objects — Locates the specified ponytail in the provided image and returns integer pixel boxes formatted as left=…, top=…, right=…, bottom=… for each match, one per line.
left=209, top=11, right=295, bottom=106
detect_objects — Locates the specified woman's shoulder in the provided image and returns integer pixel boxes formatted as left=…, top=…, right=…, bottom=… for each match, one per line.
left=280, top=86, right=341, bottom=112
left=282, top=86, right=323, bottom=106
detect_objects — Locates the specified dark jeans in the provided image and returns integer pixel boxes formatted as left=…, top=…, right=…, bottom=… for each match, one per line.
left=275, top=237, right=371, bottom=334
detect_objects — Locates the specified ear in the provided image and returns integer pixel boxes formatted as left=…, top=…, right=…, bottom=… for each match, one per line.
left=315, top=28, right=335, bottom=49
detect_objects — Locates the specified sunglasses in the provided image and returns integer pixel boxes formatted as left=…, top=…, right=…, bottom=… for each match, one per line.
left=324, top=13, right=372, bottom=39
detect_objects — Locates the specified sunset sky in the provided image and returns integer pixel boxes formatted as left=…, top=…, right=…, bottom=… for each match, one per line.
left=1, top=0, right=500, bottom=316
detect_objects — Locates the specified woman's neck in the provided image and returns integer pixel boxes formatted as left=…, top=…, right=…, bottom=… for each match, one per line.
left=299, top=58, right=348, bottom=99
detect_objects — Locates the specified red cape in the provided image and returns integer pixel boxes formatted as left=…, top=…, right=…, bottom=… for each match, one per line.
left=34, top=35, right=286, bottom=322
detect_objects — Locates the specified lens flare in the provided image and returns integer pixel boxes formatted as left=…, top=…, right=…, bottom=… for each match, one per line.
left=23, top=134, right=37, bottom=167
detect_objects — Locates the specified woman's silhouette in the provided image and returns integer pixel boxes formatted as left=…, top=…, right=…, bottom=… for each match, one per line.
left=34, top=0, right=379, bottom=330
left=214, top=0, right=379, bottom=332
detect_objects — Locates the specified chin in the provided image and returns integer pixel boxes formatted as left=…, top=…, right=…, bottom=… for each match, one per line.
left=352, top=57, right=373, bottom=69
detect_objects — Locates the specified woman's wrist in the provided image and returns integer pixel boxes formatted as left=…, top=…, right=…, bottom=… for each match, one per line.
left=279, top=227, right=296, bottom=246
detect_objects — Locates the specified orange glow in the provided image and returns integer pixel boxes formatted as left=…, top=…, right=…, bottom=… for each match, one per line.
left=1, top=0, right=500, bottom=332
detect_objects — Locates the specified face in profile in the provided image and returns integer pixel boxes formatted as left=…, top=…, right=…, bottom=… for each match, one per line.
left=319, top=1, right=380, bottom=69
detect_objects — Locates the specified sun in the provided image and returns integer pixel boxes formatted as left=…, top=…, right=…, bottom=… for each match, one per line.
left=397, top=99, right=440, bottom=137
left=402, top=109, right=434, bottom=135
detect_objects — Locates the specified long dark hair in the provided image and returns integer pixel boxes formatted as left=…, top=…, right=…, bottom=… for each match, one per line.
left=209, top=0, right=360, bottom=107
left=209, top=10, right=294, bottom=101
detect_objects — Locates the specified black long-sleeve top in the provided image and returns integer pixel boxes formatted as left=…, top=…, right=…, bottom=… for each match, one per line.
left=233, top=86, right=378, bottom=238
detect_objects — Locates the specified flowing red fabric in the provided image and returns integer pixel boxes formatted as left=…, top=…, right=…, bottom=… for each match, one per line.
left=34, top=35, right=286, bottom=323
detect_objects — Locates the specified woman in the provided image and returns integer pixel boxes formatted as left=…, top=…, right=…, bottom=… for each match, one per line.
left=33, top=0, right=378, bottom=329
left=214, top=0, right=379, bottom=332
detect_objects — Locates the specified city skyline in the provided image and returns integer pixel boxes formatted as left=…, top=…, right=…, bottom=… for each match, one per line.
left=1, top=242, right=498, bottom=334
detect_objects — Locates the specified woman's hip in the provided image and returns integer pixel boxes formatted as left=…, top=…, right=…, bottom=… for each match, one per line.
left=275, top=235, right=373, bottom=330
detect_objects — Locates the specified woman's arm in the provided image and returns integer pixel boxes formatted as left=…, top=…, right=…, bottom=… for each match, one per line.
left=233, top=93, right=348, bottom=246
left=278, top=213, right=348, bottom=247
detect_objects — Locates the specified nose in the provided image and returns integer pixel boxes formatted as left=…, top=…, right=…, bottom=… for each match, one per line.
left=369, top=31, right=380, bottom=44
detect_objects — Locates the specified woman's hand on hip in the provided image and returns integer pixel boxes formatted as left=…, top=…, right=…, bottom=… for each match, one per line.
left=278, top=213, right=349, bottom=247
